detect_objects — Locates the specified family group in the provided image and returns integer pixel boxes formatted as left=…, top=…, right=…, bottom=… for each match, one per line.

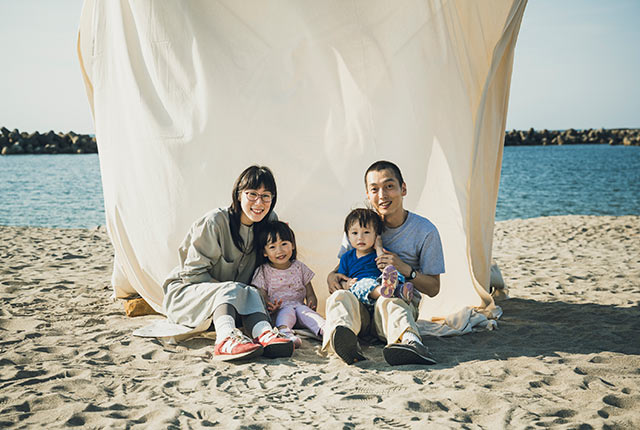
left=161, top=161, right=444, bottom=366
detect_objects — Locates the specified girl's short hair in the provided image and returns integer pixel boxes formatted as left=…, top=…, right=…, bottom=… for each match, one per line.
left=257, top=221, right=297, bottom=265
left=343, top=208, right=384, bottom=235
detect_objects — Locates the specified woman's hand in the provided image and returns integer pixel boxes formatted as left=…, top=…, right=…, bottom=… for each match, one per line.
left=266, top=299, right=282, bottom=312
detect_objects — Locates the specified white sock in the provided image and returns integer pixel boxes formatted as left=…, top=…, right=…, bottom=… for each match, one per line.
left=401, top=331, right=423, bottom=344
left=251, top=320, right=272, bottom=339
left=213, top=315, right=236, bottom=344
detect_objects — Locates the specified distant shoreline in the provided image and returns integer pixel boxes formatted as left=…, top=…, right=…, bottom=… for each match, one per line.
left=1, top=126, right=638, bottom=155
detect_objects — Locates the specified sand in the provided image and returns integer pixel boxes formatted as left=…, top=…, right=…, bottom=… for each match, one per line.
left=1, top=215, right=639, bottom=429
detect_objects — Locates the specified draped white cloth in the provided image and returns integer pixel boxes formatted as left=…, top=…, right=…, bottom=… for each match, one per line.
left=78, top=0, right=526, bottom=325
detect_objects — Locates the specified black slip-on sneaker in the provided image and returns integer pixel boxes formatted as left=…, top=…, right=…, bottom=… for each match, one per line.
left=332, top=325, right=367, bottom=364
left=383, top=340, right=437, bottom=366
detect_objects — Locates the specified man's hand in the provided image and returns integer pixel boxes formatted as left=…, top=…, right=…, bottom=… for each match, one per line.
left=266, top=299, right=282, bottom=312
left=327, top=271, right=350, bottom=293
left=375, top=249, right=411, bottom=277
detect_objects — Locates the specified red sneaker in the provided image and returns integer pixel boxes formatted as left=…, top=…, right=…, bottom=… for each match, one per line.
left=279, top=326, right=302, bottom=349
left=254, top=328, right=294, bottom=358
left=213, top=329, right=263, bottom=361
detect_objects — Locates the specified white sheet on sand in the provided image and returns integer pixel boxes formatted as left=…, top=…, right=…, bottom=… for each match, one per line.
left=133, top=305, right=497, bottom=343
left=78, top=1, right=526, bottom=336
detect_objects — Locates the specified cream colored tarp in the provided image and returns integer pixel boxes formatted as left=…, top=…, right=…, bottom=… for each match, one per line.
left=78, top=1, right=526, bottom=324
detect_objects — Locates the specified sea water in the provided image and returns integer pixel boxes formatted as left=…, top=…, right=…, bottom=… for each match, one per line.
left=496, top=144, right=640, bottom=220
left=0, top=154, right=104, bottom=228
left=0, top=145, right=639, bottom=228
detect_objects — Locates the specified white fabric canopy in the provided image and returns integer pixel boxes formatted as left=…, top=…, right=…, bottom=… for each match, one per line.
left=78, top=0, right=526, bottom=323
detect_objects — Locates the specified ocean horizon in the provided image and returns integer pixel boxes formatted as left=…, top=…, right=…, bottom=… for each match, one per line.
left=1, top=144, right=639, bottom=229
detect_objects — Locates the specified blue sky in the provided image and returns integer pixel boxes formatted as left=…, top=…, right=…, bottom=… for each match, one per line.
left=0, top=0, right=638, bottom=134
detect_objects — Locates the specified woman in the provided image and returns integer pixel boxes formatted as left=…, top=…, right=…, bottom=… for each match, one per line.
left=162, top=165, right=293, bottom=361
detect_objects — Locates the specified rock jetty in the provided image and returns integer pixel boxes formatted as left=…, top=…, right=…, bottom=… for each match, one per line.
left=504, top=128, right=639, bottom=146
left=0, top=127, right=97, bottom=155
left=1, top=127, right=638, bottom=155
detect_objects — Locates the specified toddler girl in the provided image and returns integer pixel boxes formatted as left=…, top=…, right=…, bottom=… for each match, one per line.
left=251, top=221, right=325, bottom=347
left=338, top=208, right=414, bottom=308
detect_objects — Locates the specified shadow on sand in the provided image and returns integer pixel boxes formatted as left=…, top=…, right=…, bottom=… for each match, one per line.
left=428, top=298, right=640, bottom=367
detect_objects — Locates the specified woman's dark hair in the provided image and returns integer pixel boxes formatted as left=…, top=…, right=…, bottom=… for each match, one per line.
left=344, top=208, right=384, bottom=235
left=228, top=165, right=277, bottom=253
left=256, top=221, right=297, bottom=266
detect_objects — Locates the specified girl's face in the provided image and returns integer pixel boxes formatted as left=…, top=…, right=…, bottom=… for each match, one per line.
left=239, top=185, right=273, bottom=226
left=347, top=221, right=376, bottom=254
left=263, top=234, right=294, bottom=269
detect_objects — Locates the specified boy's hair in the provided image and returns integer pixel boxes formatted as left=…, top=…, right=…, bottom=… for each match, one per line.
left=364, top=160, right=405, bottom=187
left=256, top=221, right=297, bottom=265
left=344, top=208, right=384, bottom=235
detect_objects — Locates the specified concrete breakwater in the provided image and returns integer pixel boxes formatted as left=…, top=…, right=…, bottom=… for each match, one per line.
left=0, top=127, right=96, bottom=155
left=504, top=128, right=639, bottom=146
left=1, top=126, right=638, bottom=155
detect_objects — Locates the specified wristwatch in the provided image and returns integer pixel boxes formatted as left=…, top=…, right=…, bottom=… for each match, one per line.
left=407, top=269, right=417, bottom=280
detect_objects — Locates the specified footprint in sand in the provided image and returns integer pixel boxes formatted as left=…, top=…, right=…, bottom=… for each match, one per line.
left=340, top=393, right=382, bottom=404
left=372, top=417, right=411, bottom=429
left=65, top=414, right=86, bottom=427
left=406, top=399, right=449, bottom=413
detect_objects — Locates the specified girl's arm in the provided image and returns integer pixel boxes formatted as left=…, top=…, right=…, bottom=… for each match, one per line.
left=304, top=282, right=318, bottom=310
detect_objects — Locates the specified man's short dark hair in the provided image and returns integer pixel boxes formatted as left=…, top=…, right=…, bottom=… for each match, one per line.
left=344, top=208, right=384, bottom=235
left=364, top=160, right=405, bottom=187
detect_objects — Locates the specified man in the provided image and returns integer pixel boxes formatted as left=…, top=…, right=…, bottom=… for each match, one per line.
left=324, top=160, right=445, bottom=365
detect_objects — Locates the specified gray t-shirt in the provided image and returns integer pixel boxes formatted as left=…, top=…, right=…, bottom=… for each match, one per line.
left=339, top=211, right=445, bottom=275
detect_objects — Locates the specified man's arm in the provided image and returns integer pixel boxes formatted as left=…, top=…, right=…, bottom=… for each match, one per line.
left=327, top=264, right=350, bottom=293
left=375, top=250, right=440, bottom=297
left=411, top=273, right=440, bottom=297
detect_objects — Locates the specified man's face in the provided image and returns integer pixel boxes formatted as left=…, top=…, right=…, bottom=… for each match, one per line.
left=365, top=169, right=406, bottom=219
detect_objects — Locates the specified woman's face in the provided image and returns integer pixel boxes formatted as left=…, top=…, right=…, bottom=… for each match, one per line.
left=239, top=185, right=273, bottom=226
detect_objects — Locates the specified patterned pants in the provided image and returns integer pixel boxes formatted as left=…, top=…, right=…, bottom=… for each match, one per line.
left=349, top=273, right=408, bottom=309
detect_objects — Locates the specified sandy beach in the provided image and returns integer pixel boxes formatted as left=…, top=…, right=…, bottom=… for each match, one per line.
left=1, top=215, right=639, bottom=429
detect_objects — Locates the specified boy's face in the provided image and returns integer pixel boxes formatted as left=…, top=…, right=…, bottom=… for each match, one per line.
left=347, top=221, right=376, bottom=254
left=365, top=169, right=406, bottom=220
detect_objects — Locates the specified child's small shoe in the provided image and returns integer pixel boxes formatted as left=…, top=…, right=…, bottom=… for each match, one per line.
left=396, top=282, right=414, bottom=303
left=213, top=329, right=263, bottom=361
left=380, top=265, right=399, bottom=298
left=279, top=326, right=302, bottom=349
left=254, top=327, right=294, bottom=358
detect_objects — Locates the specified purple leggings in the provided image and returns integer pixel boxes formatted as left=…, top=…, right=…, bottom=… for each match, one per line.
left=274, top=303, right=325, bottom=336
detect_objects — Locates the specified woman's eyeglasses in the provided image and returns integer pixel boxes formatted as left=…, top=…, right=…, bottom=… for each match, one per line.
left=244, top=190, right=274, bottom=203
